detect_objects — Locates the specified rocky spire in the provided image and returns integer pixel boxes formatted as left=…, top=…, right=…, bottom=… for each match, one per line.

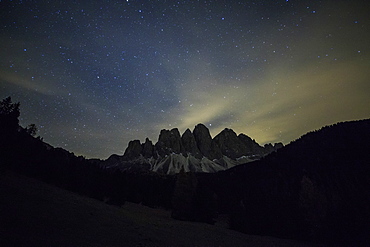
left=213, top=128, right=249, bottom=159
left=193, top=124, right=222, bottom=160
left=121, top=124, right=283, bottom=163
left=181, top=128, right=202, bottom=158
left=237, top=134, right=265, bottom=156
left=155, top=128, right=184, bottom=156
left=123, top=140, right=142, bottom=159
left=142, top=138, right=154, bottom=158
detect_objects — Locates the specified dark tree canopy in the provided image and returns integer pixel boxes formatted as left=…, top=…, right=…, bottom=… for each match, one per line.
left=0, top=96, right=20, bottom=135
left=0, top=97, right=21, bottom=169
left=26, top=124, right=38, bottom=137
left=0, top=96, right=20, bottom=114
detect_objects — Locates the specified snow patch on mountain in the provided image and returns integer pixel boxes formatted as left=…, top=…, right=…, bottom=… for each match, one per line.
left=102, top=124, right=283, bottom=174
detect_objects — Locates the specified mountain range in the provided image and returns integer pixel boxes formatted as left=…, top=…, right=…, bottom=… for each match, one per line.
left=102, top=123, right=283, bottom=174
left=1, top=97, right=369, bottom=245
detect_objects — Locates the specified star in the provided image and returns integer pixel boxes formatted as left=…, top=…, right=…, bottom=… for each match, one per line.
left=0, top=0, right=369, bottom=158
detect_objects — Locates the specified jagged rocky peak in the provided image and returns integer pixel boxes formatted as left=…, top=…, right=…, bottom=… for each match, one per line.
left=214, top=128, right=249, bottom=159
left=123, top=140, right=142, bottom=159
left=155, top=128, right=184, bottom=156
left=237, top=134, right=265, bottom=156
left=115, top=123, right=284, bottom=174
left=121, top=124, right=283, bottom=161
left=142, top=138, right=154, bottom=158
left=193, top=123, right=222, bottom=160
left=264, top=142, right=284, bottom=154
left=274, top=142, right=284, bottom=149
left=181, top=128, right=201, bottom=158
left=193, top=124, right=212, bottom=148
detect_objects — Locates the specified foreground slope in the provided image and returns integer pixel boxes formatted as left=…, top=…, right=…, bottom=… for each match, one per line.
left=0, top=171, right=318, bottom=247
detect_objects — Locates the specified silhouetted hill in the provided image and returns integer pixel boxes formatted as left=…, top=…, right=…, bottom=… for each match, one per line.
left=213, top=119, right=370, bottom=245
left=0, top=97, right=170, bottom=208
left=1, top=97, right=369, bottom=245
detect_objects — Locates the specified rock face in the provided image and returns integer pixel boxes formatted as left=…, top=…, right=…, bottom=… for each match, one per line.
left=214, top=128, right=248, bottom=159
left=193, top=124, right=222, bottom=160
left=181, top=129, right=201, bottom=158
left=104, top=124, right=283, bottom=174
left=263, top=143, right=283, bottom=154
left=123, top=140, right=142, bottom=159
left=237, top=134, right=265, bottom=156
left=142, top=138, right=154, bottom=158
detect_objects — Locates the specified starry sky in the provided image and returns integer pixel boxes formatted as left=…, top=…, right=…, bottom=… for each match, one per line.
left=1, top=0, right=369, bottom=159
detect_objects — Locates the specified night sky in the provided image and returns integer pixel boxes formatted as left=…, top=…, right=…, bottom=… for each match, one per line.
left=1, top=0, right=369, bottom=159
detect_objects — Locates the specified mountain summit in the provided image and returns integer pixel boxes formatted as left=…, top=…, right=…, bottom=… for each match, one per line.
left=103, top=124, right=283, bottom=174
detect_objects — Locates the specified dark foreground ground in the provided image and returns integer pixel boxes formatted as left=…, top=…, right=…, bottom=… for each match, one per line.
left=0, top=171, right=322, bottom=247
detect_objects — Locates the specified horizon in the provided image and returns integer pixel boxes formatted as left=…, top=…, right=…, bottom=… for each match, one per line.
left=1, top=1, right=369, bottom=159
left=15, top=116, right=370, bottom=160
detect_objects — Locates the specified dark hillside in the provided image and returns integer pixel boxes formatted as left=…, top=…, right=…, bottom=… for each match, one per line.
left=0, top=97, right=173, bottom=209
left=0, top=171, right=319, bottom=247
left=216, top=119, right=370, bottom=245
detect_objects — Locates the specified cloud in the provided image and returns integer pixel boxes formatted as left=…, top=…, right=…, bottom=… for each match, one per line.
left=153, top=52, right=370, bottom=147
left=0, top=71, right=61, bottom=96
left=233, top=58, right=370, bottom=144
left=149, top=0, right=370, bottom=145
